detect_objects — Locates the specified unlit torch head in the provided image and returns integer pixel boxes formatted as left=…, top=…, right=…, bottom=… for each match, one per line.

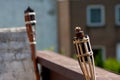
left=75, top=27, right=84, bottom=39
left=24, top=6, right=36, bottom=26
left=74, top=27, right=92, bottom=62
left=24, top=6, right=37, bottom=43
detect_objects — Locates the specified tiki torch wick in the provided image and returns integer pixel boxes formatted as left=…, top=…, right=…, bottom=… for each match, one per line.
left=75, top=27, right=84, bottom=39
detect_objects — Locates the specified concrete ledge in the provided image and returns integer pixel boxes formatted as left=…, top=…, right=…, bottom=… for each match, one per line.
left=0, top=27, right=26, bottom=32
left=37, top=51, right=120, bottom=80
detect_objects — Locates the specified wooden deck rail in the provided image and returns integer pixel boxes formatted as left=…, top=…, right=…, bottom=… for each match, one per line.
left=37, top=51, right=120, bottom=80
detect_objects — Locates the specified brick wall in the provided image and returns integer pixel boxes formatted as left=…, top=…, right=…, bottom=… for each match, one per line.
left=0, top=27, right=35, bottom=80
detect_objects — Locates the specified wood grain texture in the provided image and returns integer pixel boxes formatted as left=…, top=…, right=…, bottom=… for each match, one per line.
left=37, top=51, right=120, bottom=80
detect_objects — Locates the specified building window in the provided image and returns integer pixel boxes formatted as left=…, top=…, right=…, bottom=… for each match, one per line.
left=116, top=43, right=120, bottom=61
left=92, top=46, right=106, bottom=67
left=86, top=5, right=105, bottom=27
left=115, top=5, right=120, bottom=26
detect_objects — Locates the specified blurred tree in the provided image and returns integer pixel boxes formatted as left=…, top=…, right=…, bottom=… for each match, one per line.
left=93, top=49, right=104, bottom=68
left=103, top=58, right=120, bottom=74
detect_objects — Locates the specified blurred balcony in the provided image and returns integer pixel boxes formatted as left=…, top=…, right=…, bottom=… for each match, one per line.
left=37, top=51, right=120, bottom=80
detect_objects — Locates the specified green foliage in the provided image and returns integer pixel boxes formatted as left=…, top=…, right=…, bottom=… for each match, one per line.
left=94, top=50, right=104, bottom=68
left=59, top=49, right=66, bottom=55
left=103, top=58, right=120, bottom=73
left=44, top=46, right=55, bottom=51
left=72, top=53, right=78, bottom=60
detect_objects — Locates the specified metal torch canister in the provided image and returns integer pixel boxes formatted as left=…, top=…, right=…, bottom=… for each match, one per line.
left=73, top=27, right=96, bottom=80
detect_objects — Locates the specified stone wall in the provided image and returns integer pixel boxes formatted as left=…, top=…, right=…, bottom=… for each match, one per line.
left=0, top=27, right=35, bottom=80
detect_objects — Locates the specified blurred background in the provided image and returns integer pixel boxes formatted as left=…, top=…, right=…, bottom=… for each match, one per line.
left=0, top=0, right=120, bottom=73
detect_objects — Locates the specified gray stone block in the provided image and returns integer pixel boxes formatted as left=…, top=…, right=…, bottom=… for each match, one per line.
left=0, top=49, right=8, bottom=54
left=15, top=53, right=31, bottom=60
left=22, top=59, right=34, bottom=72
left=5, top=61, right=24, bottom=72
left=9, top=41, right=25, bottom=49
left=2, top=53, right=15, bottom=61
left=0, top=56, right=2, bottom=61
left=0, top=32, right=10, bottom=43
left=0, top=62, right=6, bottom=75
left=0, top=73, right=16, bottom=80
left=14, top=71, right=35, bottom=80
left=0, top=42, right=8, bottom=49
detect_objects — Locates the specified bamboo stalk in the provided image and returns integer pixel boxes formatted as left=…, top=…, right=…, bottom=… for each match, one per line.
left=87, top=37, right=96, bottom=80
left=24, top=7, right=40, bottom=80
left=79, top=43, right=90, bottom=80
left=74, top=40, right=88, bottom=79
left=84, top=41, right=94, bottom=80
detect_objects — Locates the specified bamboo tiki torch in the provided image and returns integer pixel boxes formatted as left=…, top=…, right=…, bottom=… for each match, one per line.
left=73, top=27, right=96, bottom=80
left=24, top=7, right=40, bottom=80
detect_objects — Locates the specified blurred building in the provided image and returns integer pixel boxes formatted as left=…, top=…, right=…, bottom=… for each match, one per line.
left=1, top=0, right=120, bottom=61
left=58, top=0, right=120, bottom=61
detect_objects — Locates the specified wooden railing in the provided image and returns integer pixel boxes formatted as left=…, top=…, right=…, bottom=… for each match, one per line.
left=37, top=51, right=120, bottom=80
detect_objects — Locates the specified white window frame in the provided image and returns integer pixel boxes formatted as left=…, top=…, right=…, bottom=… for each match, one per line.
left=86, top=5, right=105, bottom=27
left=116, top=43, right=120, bottom=61
left=92, top=45, right=106, bottom=60
left=115, top=5, right=120, bottom=26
